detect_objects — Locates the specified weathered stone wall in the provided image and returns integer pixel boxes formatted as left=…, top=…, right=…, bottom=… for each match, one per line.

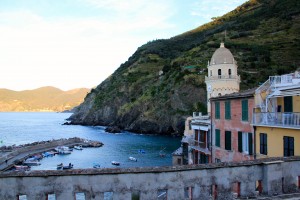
left=0, top=157, right=299, bottom=200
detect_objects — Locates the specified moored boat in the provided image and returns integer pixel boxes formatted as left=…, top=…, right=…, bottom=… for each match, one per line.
left=93, top=163, right=101, bottom=168
left=111, top=161, right=120, bottom=166
left=55, top=146, right=72, bottom=155
left=74, top=145, right=83, bottom=150
left=14, top=165, right=30, bottom=171
left=62, top=163, right=73, bottom=170
left=23, top=158, right=41, bottom=166
left=129, top=156, right=137, bottom=162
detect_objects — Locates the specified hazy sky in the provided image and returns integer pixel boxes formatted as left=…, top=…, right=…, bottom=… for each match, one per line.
left=0, top=0, right=247, bottom=91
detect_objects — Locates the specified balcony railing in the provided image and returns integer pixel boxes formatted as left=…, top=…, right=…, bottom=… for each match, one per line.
left=252, top=112, right=300, bottom=128
left=185, top=137, right=211, bottom=155
left=205, top=75, right=240, bottom=81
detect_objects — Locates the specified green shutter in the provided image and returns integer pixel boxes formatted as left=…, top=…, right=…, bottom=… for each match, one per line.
left=225, top=131, right=231, bottom=150
left=215, top=102, right=220, bottom=119
left=238, top=132, right=243, bottom=152
left=248, top=133, right=253, bottom=155
left=215, top=129, right=220, bottom=147
left=225, top=101, right=231, bottom=120
left=242, top=100, right=248, bottom=121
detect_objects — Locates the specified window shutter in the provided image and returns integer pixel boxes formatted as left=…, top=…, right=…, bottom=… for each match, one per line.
left=215, top=102, right=220, bottom=119
left=248, top=133, right=253, bottom=155
left=215, top=129, right=220, bottom=147
left=238, top=132, right=243, bottom=152
left=242, top=100, right=248, bottom=121
left=225, top=101, right=231, bottom=120
left=225, top=131, right=231, bottom=150
left=264, top=134, right=268, bottom=155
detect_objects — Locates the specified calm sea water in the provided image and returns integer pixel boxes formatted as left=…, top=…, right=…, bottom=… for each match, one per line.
left=0, top=112, right=181, bottom=170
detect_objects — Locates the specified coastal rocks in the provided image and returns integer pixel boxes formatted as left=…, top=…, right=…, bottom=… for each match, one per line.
left=105, top=126, right=121, bottom=133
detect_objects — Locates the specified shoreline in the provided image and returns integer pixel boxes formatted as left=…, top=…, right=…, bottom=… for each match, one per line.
left=0, top=137, right=103, bottom=172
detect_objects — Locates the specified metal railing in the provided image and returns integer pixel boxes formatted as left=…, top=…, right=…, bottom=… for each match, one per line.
left=252, top=112, right=300, bottom=128
left=205, top=75, right=240, bottom=81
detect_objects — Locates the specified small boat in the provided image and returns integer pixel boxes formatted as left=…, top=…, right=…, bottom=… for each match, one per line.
left=14, top=165, right=30, bottom=171
left=111, top=161, right=120, bottom=166
left=93, top=163, right=101, bottom=168
left=138, top=149, right=145, bottom=154
left=55, top=146, right=72, bottom=155
left=74, top=145, right=83, bottom=150
left=62, top=163, right=73, bottom=170
left=23, top=158, right=41, bottom=166
left=129, top=157, right=137, bottom=162
left=57, top=163, right=63, bottom=169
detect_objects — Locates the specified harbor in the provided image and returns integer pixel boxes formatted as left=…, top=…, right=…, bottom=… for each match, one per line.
left=0, top=137, right=103, bottom=172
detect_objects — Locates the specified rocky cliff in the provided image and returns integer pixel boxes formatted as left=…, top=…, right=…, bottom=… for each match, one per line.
left=69, top=0, right=300, bottom=135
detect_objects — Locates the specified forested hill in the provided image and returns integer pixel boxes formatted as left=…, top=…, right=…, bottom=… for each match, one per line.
left=69, top=0, right=300, bottom=135
left=0, top=87, right=90, bottom=112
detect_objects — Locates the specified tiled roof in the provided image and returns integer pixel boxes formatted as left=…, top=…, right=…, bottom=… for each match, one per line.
left=210, top=87, right=257, bottom=101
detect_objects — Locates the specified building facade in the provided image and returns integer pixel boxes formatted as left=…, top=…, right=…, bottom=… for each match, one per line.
left=174, top=42, right=241, bottom=165
left=253, top=71, right=300, bottom=158
left=210, top=89, right=256, bottom=163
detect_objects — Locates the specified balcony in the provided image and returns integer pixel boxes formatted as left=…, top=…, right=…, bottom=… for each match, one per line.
left=252, top=112, right=300, bottom=129
left=205, top=75, right=240, bottom=81
left=185, top=137, right=211, bottom=155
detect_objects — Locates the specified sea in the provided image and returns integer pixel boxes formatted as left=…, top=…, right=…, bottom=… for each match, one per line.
left=0, top=112, right=181, bottom=170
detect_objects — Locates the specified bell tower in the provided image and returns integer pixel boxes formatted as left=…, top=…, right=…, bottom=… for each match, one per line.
left=205, top=43, right=240, bottom=114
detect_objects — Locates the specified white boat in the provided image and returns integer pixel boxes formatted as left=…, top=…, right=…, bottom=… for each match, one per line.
left=111, top=161, right=120, bottom=166
left=74, top=145, right=83, bottom=150
left=129, top=156, right=137, bottom=162
left=23, top=160, right=41, bottom=166
left=14, top=165, right=30, bottom=171
left=55, top=146, right=72, bottom=154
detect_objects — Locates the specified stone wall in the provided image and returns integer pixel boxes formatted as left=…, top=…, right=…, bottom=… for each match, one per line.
left=0, top=157, right=299, bottom=200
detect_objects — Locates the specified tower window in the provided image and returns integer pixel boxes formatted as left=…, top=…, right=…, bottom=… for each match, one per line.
left=210, top=70, right=212, bottom=76
left=228, top=69, right=232, bottom=78
left=218, top=69, right=221, bottom=78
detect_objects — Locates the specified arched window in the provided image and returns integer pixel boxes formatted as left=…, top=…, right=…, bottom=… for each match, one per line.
left=218, top=69, right=221, bottom=79
left=228, top=69, right=232, bottom=78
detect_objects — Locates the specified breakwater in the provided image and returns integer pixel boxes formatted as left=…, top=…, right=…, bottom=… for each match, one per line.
left=0, top=137, right=103, bottom=171
left=0, top=157, right=299, bottom=200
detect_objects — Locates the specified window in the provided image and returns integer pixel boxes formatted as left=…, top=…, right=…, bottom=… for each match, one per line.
left=215, top=102, right=220, bottom=119
left=210, top=70, right=212, bottom=76
left=284, top=136, right=294, bottom=157
left=284, top=96, right=293, bottom=112
left=218, top=69, right=221, bottom=78
left=199, top=153, right=209, bottom=164
left=215, top=129, right=220, bottom=147
left=241, top=99, right=248, bottom=121
left=225, top=101, right=231, bottom=120
left=228, top=69, right=232, bottom=78
left=238, top=132, right=253, bottom=155
left=225, top=131, right=231, bottom=150
left=188, top=120, right=191, bottom=130
left=260, top=133, right=267, bottom=155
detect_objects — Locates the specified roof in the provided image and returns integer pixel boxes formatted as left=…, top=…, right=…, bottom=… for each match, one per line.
left=210, top=43, right=234, bottom=65
left=210, top=87, right=257, bottom=101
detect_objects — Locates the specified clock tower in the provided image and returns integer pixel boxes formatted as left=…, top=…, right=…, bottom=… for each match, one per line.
left=205, top=43, right=240, bottom=114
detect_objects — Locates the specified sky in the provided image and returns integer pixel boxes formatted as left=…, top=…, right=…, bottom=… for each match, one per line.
left=0, top=0, right=247, bottom=91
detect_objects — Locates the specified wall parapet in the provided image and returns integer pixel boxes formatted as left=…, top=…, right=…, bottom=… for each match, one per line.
left=0, top=157, right=299, bottom=200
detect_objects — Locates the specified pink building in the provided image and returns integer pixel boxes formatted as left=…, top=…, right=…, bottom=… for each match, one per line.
left=210, top=88, right=256, bottom=163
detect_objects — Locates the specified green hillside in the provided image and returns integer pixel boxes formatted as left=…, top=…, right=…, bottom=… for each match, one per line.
left=69, top=0, right=300, bottom=135
left=0, top=87, right=90, bottom=112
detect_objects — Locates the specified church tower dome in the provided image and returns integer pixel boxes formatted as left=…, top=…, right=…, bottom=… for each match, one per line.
left=205, top=42, right=240, bottom=114
left=210, top=42, right=235, bottom=65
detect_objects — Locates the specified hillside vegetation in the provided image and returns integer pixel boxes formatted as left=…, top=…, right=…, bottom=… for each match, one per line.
left=69, top=0, right=300, bottom=135
left=0, top=87, right=90, bottom=112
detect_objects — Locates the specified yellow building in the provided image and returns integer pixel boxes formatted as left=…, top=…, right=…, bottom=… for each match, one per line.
left=253, top=70, right=300, bottom=158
